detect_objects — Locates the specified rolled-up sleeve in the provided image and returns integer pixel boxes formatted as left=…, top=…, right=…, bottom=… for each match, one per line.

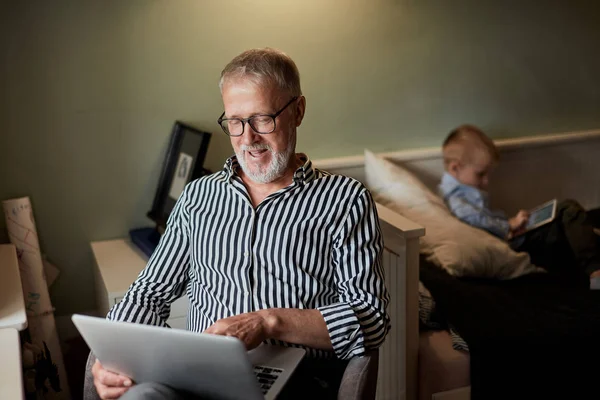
left=318, top=189, right=391, bottom=360
left=448, top=195, right=510, bottom=239
left=106, top=183, right=192, bottom=327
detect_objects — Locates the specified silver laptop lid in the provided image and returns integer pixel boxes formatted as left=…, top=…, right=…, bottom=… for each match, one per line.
left=72, top=314, right=265, bottom=400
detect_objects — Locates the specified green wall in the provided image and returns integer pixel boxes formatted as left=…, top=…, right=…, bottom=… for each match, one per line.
left=2, top=0, right=600, bottom=315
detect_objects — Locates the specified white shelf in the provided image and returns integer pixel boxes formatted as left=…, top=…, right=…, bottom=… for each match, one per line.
left=0, top=244, right=28, bottom=331
left=91, top=239, right=189, bottom=327
left=0, top=328, right=24, bottom=399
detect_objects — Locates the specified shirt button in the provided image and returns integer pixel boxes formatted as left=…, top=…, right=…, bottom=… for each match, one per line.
left=244, top=251, right=250, bottom=257
left=244, top=291, right=250, bottom=296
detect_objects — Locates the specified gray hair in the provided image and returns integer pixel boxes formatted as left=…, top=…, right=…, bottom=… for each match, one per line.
left=219, top=48, right=302, bottom=97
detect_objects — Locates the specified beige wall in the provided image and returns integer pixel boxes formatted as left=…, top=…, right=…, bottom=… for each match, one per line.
left=1, top=0, right=600, bottom=315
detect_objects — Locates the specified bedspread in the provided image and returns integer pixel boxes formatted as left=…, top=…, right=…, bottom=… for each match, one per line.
left=418, top=281, right=469, bottom=352
left=418, top=259, right=600, bottom=399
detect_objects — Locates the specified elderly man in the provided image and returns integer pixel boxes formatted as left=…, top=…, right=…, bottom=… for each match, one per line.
left=87, top=47, right=390, bottom=400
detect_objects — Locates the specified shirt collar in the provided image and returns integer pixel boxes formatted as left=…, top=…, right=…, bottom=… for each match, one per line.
left=222, top=153, right=316, bottom=185
left=292, top=154, right=315, bottom=184
left=438, top=172, right=487, bottom=200
left=438, top=172, right=462, bottom=198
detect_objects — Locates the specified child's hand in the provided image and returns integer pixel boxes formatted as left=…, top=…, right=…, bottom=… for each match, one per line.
left=509, top=210, right=530, bottom=233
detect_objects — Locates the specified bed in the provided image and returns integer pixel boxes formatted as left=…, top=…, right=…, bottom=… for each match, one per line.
left=313, top=128, right=600, bottom=400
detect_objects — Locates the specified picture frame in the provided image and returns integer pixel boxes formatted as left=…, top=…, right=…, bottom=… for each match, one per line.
left=147, top=121, right=212, bottom=232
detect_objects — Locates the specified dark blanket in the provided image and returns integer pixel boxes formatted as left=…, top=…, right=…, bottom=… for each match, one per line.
left=419, top=260, right=600, bottom=400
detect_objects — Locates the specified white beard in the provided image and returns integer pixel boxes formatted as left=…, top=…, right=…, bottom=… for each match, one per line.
left=236, top=141, right=295, bottom=184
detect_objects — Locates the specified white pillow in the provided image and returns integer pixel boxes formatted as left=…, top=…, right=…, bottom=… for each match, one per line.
left=364, top=149, right=542, bottom=279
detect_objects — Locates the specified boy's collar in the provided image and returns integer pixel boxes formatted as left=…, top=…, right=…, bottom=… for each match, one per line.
left=440, top=172, right=461, bottom=191
left=440, top=172, right=488, bottom=198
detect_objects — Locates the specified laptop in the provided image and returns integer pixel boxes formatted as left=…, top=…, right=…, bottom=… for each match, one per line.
left=72, top=314, right=306, bottom=400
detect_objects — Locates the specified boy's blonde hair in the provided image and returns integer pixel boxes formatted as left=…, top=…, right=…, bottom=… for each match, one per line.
left=442, top=124, right=499, bottom=169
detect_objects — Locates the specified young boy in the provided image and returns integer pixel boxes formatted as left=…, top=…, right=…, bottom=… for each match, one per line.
left=438, top=124, right=600, bottom=288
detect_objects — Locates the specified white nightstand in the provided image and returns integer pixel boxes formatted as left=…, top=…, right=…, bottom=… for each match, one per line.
left=0, top=244, right=27, bottom=400
left=0, top=244, right=27, bottom=331
left=90, top=239, right=189, bottom=329
left=0, top=328, right=24, bottom=399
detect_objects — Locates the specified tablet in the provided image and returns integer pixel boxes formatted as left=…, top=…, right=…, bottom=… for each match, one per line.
left=524, top=199, right=557, bottom=232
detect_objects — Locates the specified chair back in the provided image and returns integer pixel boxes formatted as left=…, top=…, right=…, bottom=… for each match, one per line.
left=337, top=349, right=380, bottom=400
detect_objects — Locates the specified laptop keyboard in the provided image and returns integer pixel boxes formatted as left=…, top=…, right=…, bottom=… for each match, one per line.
left=253, top=365, right=283, bottom=394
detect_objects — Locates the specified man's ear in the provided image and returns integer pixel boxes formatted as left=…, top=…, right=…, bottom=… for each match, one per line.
left=295, top=96, right=306, bottom=127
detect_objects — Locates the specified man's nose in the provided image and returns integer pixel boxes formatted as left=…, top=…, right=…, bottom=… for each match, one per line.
left=240, top=122, right=259, bottom=145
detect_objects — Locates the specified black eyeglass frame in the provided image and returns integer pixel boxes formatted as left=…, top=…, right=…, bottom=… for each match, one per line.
left=217, top=96, right=299, bottom=137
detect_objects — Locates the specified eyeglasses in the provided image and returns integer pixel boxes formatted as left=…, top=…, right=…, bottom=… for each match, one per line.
left=217, top=96, right=298, bottom=137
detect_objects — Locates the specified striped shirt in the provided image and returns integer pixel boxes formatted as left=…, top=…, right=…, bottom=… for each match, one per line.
left=107, top=154, right=390, bottom=360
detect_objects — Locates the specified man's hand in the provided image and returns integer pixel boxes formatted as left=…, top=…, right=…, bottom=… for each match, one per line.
left=204, top=312, right=271, bottom=350
left=92, top=359, right=133, bottom=399
left=509, top=210, right=530, bottom=233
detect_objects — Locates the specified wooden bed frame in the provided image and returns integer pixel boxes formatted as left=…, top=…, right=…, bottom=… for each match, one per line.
left=313, top=129, right=600, bottom=400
